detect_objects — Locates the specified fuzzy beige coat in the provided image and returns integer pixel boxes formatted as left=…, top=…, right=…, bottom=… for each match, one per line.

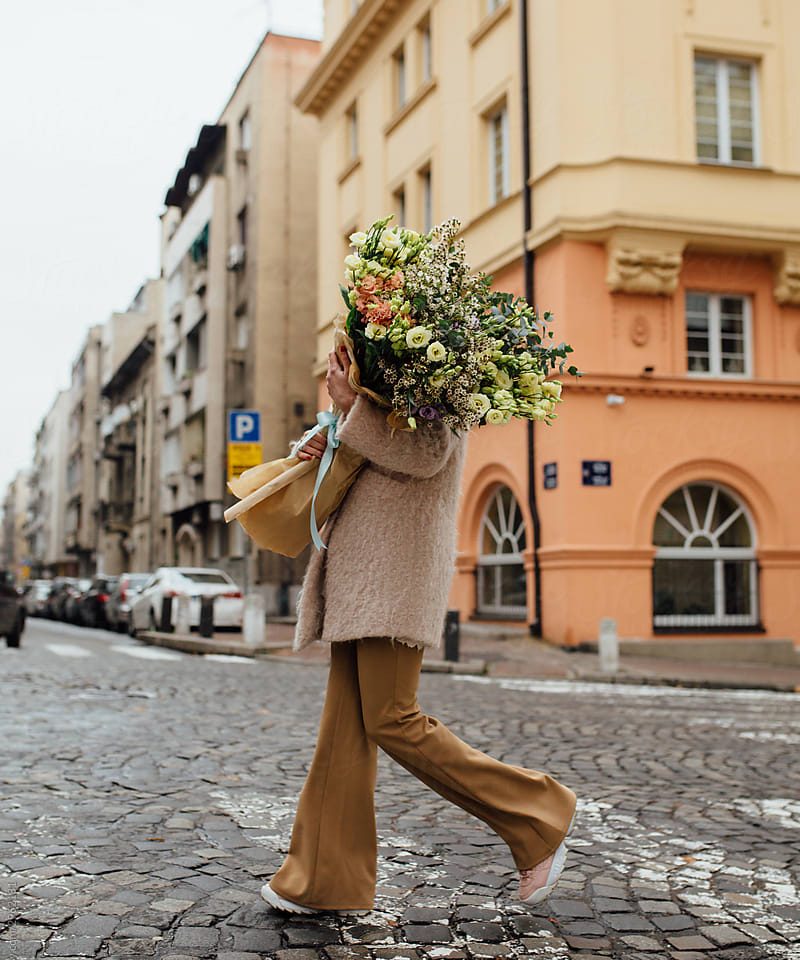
left=293, top=395, right=466, bottom=652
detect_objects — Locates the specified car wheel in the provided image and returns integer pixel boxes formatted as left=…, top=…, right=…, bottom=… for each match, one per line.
left=6, top=630, right=20, bottom=649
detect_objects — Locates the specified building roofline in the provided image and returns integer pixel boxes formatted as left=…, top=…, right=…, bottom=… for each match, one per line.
left=295, top=0, right=406, bottom=115
left=164, top=124, right=226, bottom=208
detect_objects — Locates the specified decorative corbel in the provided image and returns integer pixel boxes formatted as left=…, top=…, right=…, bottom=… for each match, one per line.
left=774, top=248, right=800, bottom=305
left=605, top=233, right=684, bottom=296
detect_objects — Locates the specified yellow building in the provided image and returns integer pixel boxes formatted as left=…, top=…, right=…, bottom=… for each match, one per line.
left=298, top=0, right=800, bottom=650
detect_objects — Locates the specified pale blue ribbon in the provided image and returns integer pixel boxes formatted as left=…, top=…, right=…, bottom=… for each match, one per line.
left=291, top=410, right=341, bottom=551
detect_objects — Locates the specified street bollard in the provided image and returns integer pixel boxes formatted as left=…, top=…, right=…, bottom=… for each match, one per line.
left=199, top=596, right=214, bottom=638
left=159, top=595, right=173, bottom=633
left=175, top=595, right=191, bottom=635
left=598, top=617, right=619, bottom=674
left=243, top=592, right=266, bottom=647
left=443, top=609, right=460, bottom=662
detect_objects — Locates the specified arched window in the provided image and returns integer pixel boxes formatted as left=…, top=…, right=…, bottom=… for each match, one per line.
left=652, top=482, right=758, bottom=628
left=477, top=486, right=527, bottom=617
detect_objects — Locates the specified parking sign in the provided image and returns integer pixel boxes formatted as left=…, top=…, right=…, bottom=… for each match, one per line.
left=228, top=410, right=261, bottom=443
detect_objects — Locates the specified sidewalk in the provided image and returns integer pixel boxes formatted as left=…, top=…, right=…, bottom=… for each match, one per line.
left=137, top=621, right=800, bottom=692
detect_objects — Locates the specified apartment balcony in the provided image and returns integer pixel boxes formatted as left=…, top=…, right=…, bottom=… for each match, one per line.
left=99, top=500, right=134, bottom=534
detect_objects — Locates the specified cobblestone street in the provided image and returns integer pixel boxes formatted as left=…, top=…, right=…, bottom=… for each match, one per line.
left=1, top=619, right=798, bottom=960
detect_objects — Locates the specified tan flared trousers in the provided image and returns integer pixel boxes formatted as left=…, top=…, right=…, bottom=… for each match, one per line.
left=270, top=637, right=577, bottom=910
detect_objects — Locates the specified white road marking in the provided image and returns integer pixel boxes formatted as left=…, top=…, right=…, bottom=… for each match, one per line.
left=110, top=645, right=183, bottom=661
left=44, top=643, right=92, bottom=658
left=203, top=654, right=253, bottom=663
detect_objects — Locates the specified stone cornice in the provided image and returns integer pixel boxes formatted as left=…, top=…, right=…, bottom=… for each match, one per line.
left=538, top=546, right=656, bottom=569
left=566, top=373, right=800, bottom=402
left=296, top=0, right=406, bottom=116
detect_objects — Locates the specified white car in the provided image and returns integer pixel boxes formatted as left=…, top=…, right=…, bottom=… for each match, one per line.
left=129, top=567, right=244, bottom=634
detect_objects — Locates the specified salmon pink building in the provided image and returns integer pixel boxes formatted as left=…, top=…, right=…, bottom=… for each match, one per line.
left=298, top=0, right=800, bottom=648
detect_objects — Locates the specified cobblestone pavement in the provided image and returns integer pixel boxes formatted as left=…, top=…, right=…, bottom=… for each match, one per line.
left=2, top=619, right=799, bottom=960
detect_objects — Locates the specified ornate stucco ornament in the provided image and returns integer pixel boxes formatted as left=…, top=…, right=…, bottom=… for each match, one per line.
left=606, top=245, right=683, bottom=296
left=774, top=249, right=800, bottom=305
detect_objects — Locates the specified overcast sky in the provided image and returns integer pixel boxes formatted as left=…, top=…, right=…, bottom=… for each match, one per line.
left=0, top=0, right=323, bottom=494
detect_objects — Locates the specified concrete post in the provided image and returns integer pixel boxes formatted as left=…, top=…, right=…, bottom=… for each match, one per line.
left=243, top=592, right=266, bottom=647
left=175, top=595, right=191, bottom=636
left=599, top=617, right=619, bottom=675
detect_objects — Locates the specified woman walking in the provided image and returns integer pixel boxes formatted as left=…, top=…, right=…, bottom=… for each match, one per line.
left=261, top=347, right=577, bottom=915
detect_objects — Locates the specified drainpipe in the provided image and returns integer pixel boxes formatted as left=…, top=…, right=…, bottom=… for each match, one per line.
left=519, top=0, right=543, bottom=637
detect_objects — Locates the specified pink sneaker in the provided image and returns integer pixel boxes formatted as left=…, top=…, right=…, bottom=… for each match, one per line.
left=519, top=810, right=576, bottom=905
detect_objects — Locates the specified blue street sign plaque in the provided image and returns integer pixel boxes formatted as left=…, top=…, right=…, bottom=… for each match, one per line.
left=543, top=462, right=558, bottom=490
left=228, top=410, right=261, bottom=443
left=582, top=460, right=611, bottom=486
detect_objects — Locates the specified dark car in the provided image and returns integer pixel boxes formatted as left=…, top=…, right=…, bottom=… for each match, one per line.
left=106, top=573, right=151, bottom=632
left=0, top=572, right=25, bottom=648
left=46, top=578, right=81, bottom=620
left=64, top=579, right=92, bottom=624
left=81, top=576, right=119, bottom=629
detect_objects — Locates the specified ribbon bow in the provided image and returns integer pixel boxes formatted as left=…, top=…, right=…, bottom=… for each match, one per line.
left=291, top=410, right=341, bottom=551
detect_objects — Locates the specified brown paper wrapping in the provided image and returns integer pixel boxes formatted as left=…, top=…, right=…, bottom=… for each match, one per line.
left=224, top=442, right=365, bottom=558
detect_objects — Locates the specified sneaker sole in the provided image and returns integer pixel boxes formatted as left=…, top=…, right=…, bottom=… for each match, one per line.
left=260, top=883, right=370, bottom=917
left=521, top=804, right=578, bottom=906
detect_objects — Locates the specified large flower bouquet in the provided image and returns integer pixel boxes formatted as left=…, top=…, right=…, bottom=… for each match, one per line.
left=336, top=216, right=580, bottom=432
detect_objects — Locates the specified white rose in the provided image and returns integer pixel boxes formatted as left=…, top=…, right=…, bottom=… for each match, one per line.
left=495, top=368, right=513, bottom=390
left=426, top=341, right=447, bottom=363
left=365, top=322, right=387, bottom=340
left=485, top=409, right=507, bottom=425
left=468, top=393, right=491, bottom=417
left=349, top=231, right=368, bottom=247
left=406, top=326, right=433, bottom=349
left=344, top=254, right=362, bottom=270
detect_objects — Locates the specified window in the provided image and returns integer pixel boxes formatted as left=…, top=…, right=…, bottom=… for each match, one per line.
left=393, top=44, right=407, bottom=109
left=238, top=111, right=251, bottom=151
left=694, top=55, right=758, bottom=164
left=418, top=16, right=432, bottom=83
left=189, top=223, right=209, bottom=266
left=486, top=0, right=504, bottom=13
left=685, top=292, right=752, bottom=377
left=477, top=486, right=527, bottom=617
left=345, top=101, right=359, bottom=161
left=420, top=166, right=432, bottom=232
left=237, top=205, right=248, bottom=248
left=393, top=185, right=406, bottom=226
left=488, top=104, right=510, bottom=204
left=653, top=482, right=758, bottom=629
left=185, top=318, right=207, bottom=372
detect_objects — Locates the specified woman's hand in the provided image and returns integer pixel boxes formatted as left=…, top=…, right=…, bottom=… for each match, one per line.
left=296, top=432, right=327, bottom=461
left=326, top=346, right=358, bottom=414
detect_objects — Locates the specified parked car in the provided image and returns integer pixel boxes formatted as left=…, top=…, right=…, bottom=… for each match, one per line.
left=130, top=567, right=244, bottom=634
left=64, top=578, right=92, bottom=624
left=23, top=580, right=53, bottom=617
left=0, top=572, right=25, bottom=648
left=106, top=573, right=151, bottom=632
left=80, top=575, right=119, bottom=629
left=46, top=578, right=81, bottom=620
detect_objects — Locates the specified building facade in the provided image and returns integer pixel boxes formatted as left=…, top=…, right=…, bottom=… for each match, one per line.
left=159, top=32, right=320, bottom=608
left=97, top=279, right=163, bottom=575
left=25, top=391, right=71, bottom=578
left=298, top=0, right=800, bottom=646
left=1, top=471, right=30, bottom=582
left=64, top=326, right=104, bottom=576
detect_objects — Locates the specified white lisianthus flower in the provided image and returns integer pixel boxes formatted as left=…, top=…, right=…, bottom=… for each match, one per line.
left=518, top=372, right=538, bottom=394
left=485, top=409, right=507, bottom=425
left=381, top=229, right=402, bottom=251
left=429, top=372, right=446, bottom=389
left=542, top=379, right=563, bottom=399
left=365, top=322, right=387, bottom=340
left=349, top=231, right=368, bottom=247
left=344, top=254, right=362, bottom=270
left=426, top=341, right=447, bottom=363
left=469, top=393, right=492, bottom=418
left=495, top=368, right=513, bottom=390
left=531, top=406, right=548, bottom=421
left=492, top=389, right=514, bottom=410
left=484, top=361, right=498, bottom=378
left=406, top=326, right=433, bottom=349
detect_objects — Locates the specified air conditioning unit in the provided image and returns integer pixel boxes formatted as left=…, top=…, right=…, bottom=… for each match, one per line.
left=226, top=244, right=246, bottom=271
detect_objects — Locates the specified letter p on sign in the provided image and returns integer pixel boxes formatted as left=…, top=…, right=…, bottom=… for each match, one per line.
left=228, top=410, right=261, bottom=443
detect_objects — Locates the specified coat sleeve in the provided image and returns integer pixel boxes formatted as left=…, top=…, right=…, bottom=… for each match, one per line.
left=336, top=395, right=457, bottom=479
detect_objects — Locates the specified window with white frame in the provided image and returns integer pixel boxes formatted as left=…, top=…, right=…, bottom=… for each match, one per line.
left=238, top=111, right=251, bottom=151
left=685, top=292, right=752, bottom=377
left=694, top=54, right=758, bottom=164
left=393, top=185, right=406, bottom=227
left=345, top=101, right=358, bottom=161
left=653, top=482, right=758, bottom=629
left=488, top=104, right=510, bottom=204
left=420, top=166, right=432, bottom=233
left=393, top=44, right=407, bottom=109
left=477, top=486, right=527, bottom=617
